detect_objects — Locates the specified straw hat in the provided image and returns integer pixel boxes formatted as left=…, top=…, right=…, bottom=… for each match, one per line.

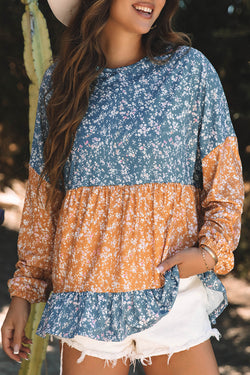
left=47, top=0, right=81, bottom=26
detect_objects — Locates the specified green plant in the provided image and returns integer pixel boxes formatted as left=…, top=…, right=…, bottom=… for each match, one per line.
left=19, top=1, right=52, bottom=374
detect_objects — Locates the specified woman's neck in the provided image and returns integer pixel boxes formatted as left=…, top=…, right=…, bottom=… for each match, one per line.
left=99, top=24, right=145, bottom=69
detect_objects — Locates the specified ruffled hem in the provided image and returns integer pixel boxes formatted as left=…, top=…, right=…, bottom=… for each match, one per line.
left=197, top=271, right=228, bottom=324
left=36, top=268, right=227, bottom=341
left=37, top=266, right=180, bottom=341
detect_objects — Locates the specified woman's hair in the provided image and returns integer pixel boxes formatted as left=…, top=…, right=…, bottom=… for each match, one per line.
left=41, top=0, right=190, bottom=203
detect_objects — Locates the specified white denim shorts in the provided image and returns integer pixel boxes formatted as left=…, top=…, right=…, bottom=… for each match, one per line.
left=57, top=275, right=221, bottom=373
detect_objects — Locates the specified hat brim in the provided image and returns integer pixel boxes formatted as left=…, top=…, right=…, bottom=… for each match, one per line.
left=47, top=0, right=81, bottom=26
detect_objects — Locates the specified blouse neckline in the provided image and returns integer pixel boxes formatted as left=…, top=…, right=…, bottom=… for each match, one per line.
left=99, top=44, right=174, bottom=78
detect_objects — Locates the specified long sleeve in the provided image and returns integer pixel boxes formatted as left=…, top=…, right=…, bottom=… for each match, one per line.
left=8, top=66, right=64, bottom=303
left=197, top=58, right=244, bottom=275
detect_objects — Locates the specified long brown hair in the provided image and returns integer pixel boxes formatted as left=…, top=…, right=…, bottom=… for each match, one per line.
left=41, top=0, right=190, bottom=203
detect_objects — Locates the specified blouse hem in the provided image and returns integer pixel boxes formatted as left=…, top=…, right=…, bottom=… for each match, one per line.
left=36, top=268, right=227, bottom=341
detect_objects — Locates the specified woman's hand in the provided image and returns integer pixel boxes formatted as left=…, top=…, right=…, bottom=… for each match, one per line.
left=156, top=247, right=217, bottom=278
left=1, top=296, right=32, bottom=363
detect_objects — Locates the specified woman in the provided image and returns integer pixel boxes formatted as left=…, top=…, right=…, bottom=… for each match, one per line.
left=1, top=1, right=244, bottom=374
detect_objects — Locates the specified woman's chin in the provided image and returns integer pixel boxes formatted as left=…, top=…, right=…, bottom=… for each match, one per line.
left=131, top=24, right=153, bottom=35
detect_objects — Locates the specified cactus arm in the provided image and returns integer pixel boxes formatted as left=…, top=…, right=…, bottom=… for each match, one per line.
left=21, top=0, right=52, bottom=146
left=19, top=304, right=49, bottom=375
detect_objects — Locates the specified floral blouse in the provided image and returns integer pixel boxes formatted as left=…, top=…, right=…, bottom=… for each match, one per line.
left=8, top=46, right=244, bottom=342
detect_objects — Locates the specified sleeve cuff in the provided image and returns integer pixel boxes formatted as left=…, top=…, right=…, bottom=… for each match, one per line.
left=199, top=238, right=234, bottom=275
left=8, top=277, right=52, bottom=304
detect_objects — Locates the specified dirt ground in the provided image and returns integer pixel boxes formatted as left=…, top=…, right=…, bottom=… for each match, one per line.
left=0, top=181, right=250, bottom=375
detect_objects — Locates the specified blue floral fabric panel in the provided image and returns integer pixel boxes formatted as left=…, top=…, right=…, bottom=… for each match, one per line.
left=197, top=271, right=228, bottom=324
left=36, top=266, right=227, bottom=341
left=37, top=266, right=179, bottom=340
left=29, top=68, right=52, bottom=179
left=30, top=47, right=235, bottom=191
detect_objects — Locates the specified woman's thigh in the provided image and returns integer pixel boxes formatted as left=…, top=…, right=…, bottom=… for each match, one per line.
left=143, top=340, right=220, bottom=375
left=62, top=343, right=130, bottom=375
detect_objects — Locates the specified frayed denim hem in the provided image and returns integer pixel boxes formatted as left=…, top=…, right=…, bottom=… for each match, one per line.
left=58, top=327, right=221, bottom=374
left=134, top=327, right=221, bottom=367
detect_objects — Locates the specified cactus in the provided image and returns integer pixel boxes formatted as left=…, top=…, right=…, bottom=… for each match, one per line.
left=19, top=1, right=53, bottom=374
left=19, top=304, right=49, bottom=375
left=21, top=0, right=52, bottom=146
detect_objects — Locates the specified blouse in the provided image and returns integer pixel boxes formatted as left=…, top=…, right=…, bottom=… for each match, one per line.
left=8, top=46, right=244, bottom=342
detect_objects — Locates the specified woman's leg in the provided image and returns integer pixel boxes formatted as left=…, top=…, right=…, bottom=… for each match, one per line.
left=143, top=340, right=220, bottom=375
left=61, top=342, right=130, bottom=375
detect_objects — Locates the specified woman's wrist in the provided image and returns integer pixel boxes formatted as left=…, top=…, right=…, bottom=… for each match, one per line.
left=200, top=245, right=218, bottom=270
left=10, top=296, right=31, bottom=309
left=11, top=296, right=30, bottom=302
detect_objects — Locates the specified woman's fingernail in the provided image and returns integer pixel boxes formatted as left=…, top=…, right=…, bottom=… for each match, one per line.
left=13, top=345, right=19, bottom=355
left=156, top=265, right=164, bottom=273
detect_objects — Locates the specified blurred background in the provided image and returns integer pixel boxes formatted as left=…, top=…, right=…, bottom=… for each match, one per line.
left=0, top=0, right=250, bottom=374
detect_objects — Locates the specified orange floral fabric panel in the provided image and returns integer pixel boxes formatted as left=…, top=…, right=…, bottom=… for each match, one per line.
left=8, top=166, right=64, bottom=303
left=52, top=182, right=201, bottom=293
left=199, top=136, right=244, bottom=274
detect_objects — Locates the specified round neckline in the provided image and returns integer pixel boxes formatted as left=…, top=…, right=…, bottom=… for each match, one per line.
left=101, top=55, right=150, bottom=75
left=99, top=45, right=175, bottom=77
